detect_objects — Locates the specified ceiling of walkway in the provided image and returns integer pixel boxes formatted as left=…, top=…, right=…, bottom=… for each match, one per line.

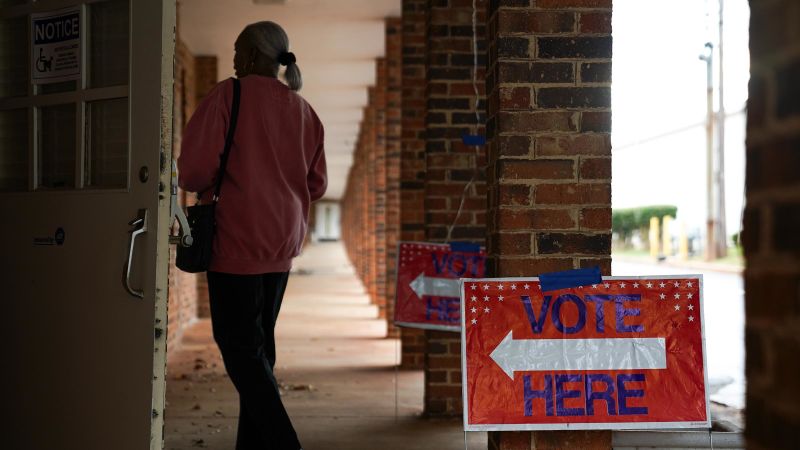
left=180, top=0, right=402, bottom=200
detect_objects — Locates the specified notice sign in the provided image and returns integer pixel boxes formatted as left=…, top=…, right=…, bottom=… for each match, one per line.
left=394, top=242, right=486, bottom=332
left=461, top=276, right=709, bottom=431
left=32, top=8, right=81, bottom=84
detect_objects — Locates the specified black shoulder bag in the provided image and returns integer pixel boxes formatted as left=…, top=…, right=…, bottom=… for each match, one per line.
left=176, top=78, right=241, bottom=273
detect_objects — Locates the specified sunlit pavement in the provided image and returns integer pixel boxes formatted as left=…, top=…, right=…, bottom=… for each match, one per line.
left=164, top=242, right=486, bottom=450
left=612, top=258, right=745, bottom=413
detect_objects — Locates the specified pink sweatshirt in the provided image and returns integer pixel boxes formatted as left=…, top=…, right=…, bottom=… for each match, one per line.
left=178, top=76, right=327, bottom=274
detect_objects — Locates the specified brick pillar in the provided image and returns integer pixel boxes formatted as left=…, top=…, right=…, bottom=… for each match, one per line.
left=375, top=59, right=389, bottom=320
left=342, top=155, right=363, bottom=280
left=341, top=44, right=399, bottom=336
left=168, top=39, right=199, bottom=355
left=400, top=0, right=428, bottom=369
left=485, top=0, right=612, bottom=447
left=385, top=18, right=404, bottom=338
left=354, top=94, right=370, bottom=294
left=359, top=87, right=375, bottom=303
left=744, top=1, right=800, bottom=448
left=194, top=56, right=218, bottom=104
left=192, top=55, right=217, bottom=319
left=423, top=0, right=488, bottom=417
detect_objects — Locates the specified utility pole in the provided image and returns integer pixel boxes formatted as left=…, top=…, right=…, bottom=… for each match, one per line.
left=715, top=0, right=728, bottom=258
left=700, top=42, right=715, bottom=261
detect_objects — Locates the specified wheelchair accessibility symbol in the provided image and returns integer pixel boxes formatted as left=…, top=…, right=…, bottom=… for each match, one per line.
left=35, top=48, right=54, bottom=73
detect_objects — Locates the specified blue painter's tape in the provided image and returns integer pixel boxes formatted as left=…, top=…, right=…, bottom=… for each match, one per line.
left=539, top=266, right=602, bottom=292
left=450, top=241, right=481, bottom=253
left=462, top=134, right=486, bottom=146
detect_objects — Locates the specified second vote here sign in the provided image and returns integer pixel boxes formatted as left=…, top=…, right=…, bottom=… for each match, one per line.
left=394, top=242, right=485, bottom=331
left=461, top=276, right=710, bottom=431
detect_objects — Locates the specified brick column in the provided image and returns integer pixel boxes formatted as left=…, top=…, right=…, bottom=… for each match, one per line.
left=485, top=0, right=612, bottom=447
left=192, top=55, right=217, bottom=319
left=342, top=158, right=363, bottom=280
left=194, top=56, right=218, bottom=104
left=400, top=0, right=428, bottom=369
left=363, top=89, right=376, bottom=301
left=167, top=39, right=199, bottom=355
left=375, top=59, right=389, bottom=320
left=385, top=18, right=404, bottom=338
left=341, top=23, right=402, bottom=338
left=744, top=1, right=800, bottom=448
left=423, top=0, right=488, bottom=417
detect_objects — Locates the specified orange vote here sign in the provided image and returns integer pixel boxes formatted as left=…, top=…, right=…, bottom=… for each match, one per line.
left=461, top=276, right=710, bottom=431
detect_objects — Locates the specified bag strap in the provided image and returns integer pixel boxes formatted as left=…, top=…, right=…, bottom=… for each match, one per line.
left=212, top=77, right=241, bottom=202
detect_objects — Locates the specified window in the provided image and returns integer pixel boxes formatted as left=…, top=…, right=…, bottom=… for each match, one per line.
left=0, top=0, right=131, bottom=192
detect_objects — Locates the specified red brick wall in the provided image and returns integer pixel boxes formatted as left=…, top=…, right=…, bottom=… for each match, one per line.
left=375, top=59, right=389, bottom=319
left=192, top=56, right=217, bottom=320
left=167, top=40, right=218, bottom=355
left=385, top=18, right=403, bottom=338
left=485, top=0, right=612, bottom=447
left=167, top=39, right=200, bottom=354
left=366, top=86, right=379, bottom=310
left=341, top=26, right=402, bottom=338
left=194, top=56, right=218, bottom=104
left=167, top=250, right=198, bottom=354
left=344, top=90, right=373, bottom=300
left=400, top=0, right=428, bottom=370
left=744, top=1, right=800, bottom=448
left=423, top=0, right=488, bottom=417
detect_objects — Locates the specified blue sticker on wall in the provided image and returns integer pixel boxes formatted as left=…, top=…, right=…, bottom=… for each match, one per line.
left=539, top=266, right=602, bottom=292
left=461, top=134, right=486, bottom=146
left=450, top=241, right=481, bottom=253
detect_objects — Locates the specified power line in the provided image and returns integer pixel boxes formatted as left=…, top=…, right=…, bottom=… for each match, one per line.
left=612, top=107, right=745, bottom=152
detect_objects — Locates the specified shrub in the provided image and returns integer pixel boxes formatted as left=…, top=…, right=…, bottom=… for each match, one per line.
left=612, top=205, right=678, bottom=246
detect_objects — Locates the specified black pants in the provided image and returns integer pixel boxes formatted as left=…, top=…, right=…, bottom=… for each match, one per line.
left=207, top=271, right=301, bottom=450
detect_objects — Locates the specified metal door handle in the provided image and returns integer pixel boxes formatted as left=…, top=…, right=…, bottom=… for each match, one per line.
left=169, top=160, right=193, bottom=247
left=124, top=209, right=148, bottom=299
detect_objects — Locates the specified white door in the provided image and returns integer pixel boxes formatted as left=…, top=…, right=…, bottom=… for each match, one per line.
left=0, top=1, right=174, bottom=449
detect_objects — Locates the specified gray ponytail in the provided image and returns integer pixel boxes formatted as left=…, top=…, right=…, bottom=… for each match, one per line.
left=241, top=21, right=303, bottom=91
left=284, top=59, right=303, bottom=92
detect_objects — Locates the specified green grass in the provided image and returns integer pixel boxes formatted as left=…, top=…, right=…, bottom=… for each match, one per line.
left=613, top=246, right=744, bottom=268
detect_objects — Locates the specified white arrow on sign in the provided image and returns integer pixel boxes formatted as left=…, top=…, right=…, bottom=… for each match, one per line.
left=409, top=272, right=461, bottom=299
left=490, top=331, right=667, bottom=379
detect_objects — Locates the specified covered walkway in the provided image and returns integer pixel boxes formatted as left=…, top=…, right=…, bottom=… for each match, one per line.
left=164, top=242, right=486, bottom=450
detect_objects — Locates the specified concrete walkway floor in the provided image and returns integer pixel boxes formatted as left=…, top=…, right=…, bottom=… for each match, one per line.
left=165, top=242, right=486, bottom=450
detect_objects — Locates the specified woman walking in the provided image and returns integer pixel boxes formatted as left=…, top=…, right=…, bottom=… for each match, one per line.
left=178, top=21, right=326, bottom=450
